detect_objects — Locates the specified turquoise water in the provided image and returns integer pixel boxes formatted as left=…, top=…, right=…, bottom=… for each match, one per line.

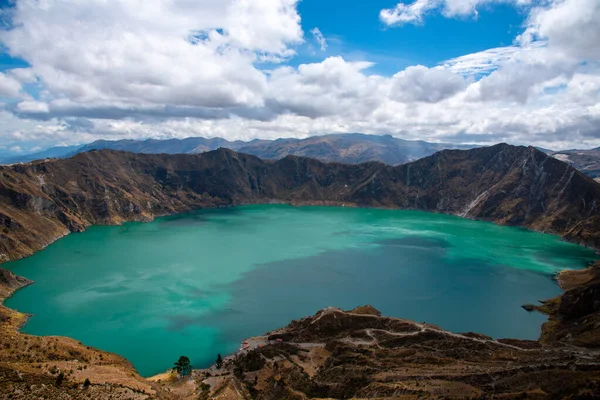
left=4, top=205, right=597, bottom=376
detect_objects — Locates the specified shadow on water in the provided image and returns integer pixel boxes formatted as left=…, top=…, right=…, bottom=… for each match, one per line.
left=196, top=235, right=560, bottom=349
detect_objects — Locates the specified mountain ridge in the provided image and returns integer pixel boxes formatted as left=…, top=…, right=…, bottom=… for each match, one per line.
left=1, top=143, right=599, bottom=264
left=0, top=133, right=476, bottom=166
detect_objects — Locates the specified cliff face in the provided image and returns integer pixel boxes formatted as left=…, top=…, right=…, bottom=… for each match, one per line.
left=1, top=143, right=600, bottom=263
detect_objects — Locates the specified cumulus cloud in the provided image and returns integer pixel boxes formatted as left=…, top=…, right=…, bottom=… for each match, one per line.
left=519, top=0, right=600, bottom=59
left=458, top=0, right=600, bottom=104
left=0, top=0, right=598, bottom=152
left=0, top=0, right=303, bottom=115
left=380, top=0, right=440, bottom=26
left=391, top=66, right=467, bottom=103
left=8, top=68, right=37, bottom=84
left=267, top=57, right=384, bottom=118
left=0, top=73, right=23, bottom=98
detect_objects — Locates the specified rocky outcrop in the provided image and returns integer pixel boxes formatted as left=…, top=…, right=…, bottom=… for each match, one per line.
left=0, top=268, right=32, bottom=298
left=1, top=144, right=600, bottom=264
left=0, top=268, right=186, bottom=400
left=535, top=262, right=600, bottom=348
left=198, top=304, right=600, bottom=399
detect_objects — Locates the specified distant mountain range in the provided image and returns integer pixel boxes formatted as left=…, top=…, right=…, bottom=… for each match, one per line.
left=550, top=148, right=600, bottom=182
left=0, top=133, right=476, bottom=166
left=0, top=145, right=82, bottom=164
left=3, top=134, right=600, bottom=182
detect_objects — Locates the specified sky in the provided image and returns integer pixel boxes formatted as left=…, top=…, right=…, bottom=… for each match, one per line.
left=0, top=0, right=598, bottom=154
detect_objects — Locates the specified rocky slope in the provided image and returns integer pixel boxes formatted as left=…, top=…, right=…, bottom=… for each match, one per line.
left=0, top=269, right=181, bottom=399
left=0, top=133, right=475, bottom=166
left=1, top=143, right=600, bottom=264
left=198, top=299, right=600, bottom=399
left=536, top=261, right=600, bottom=348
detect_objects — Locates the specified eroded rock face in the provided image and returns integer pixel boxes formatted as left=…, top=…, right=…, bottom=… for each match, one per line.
left=538, top=262, right=600, bottom=348
left=1, top=144, right=600, bottom=264
left=0, top=268, right=31, bottom=293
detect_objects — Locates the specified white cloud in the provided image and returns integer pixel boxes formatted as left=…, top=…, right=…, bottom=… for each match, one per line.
left=0, top=0, right=598, bottom=153
left=519, top=0, right=600, bottom=59
left=380, top=0, right=533, bottom=26
left=459, top=0, right=600, bottom=104
left=16, top=101, right=50, bottom=114
left=439, top=42, right=547, bottom=76
left=391, top=65, right=467, bottom=102
left=0, top=0, right=303, bottom=114
left=8, top=68, right=37, bottom=84
left=380, top=0, right=440, bottom=26
left=0, top=73, right=23, bottom=98
left=463, top=47, right=578, bottom=103
left=267, top=57, right=384, bottom=118
left=311, top=27, right=327, bottom=51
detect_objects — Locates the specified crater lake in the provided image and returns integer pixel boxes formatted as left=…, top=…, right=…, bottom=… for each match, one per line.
left=4, top=205, right=597, bottom=376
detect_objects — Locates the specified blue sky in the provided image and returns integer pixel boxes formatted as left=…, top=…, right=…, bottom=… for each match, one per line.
left=0, top=52, right=28, bottom=70
left=295, top=1, right=527, bottom=74
left=0, top=0, right=598, bottom=153
left=0, top=1, right=526, bottom=77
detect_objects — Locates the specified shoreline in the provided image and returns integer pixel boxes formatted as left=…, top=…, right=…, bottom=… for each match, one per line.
left=555, top=263, right=600, bottom=291
left=1, top=203, right=599, bottom=380
left=2, top=199, right=598, bottom=267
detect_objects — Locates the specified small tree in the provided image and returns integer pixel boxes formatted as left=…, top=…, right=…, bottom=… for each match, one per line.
left=83, top=378, right=91, bottom=389
left=174, top=356, right=192, bottom=377
left=215, top=354, right=223, bottom=369
left=55, top=372, right=65, bottom=387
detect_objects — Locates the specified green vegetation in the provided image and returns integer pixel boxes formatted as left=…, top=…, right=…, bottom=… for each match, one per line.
left=55, top=372, right=65, bottom=387
left=216, top=354, right=223, bottom=369
left=174, top=355, right=192, bottom=377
